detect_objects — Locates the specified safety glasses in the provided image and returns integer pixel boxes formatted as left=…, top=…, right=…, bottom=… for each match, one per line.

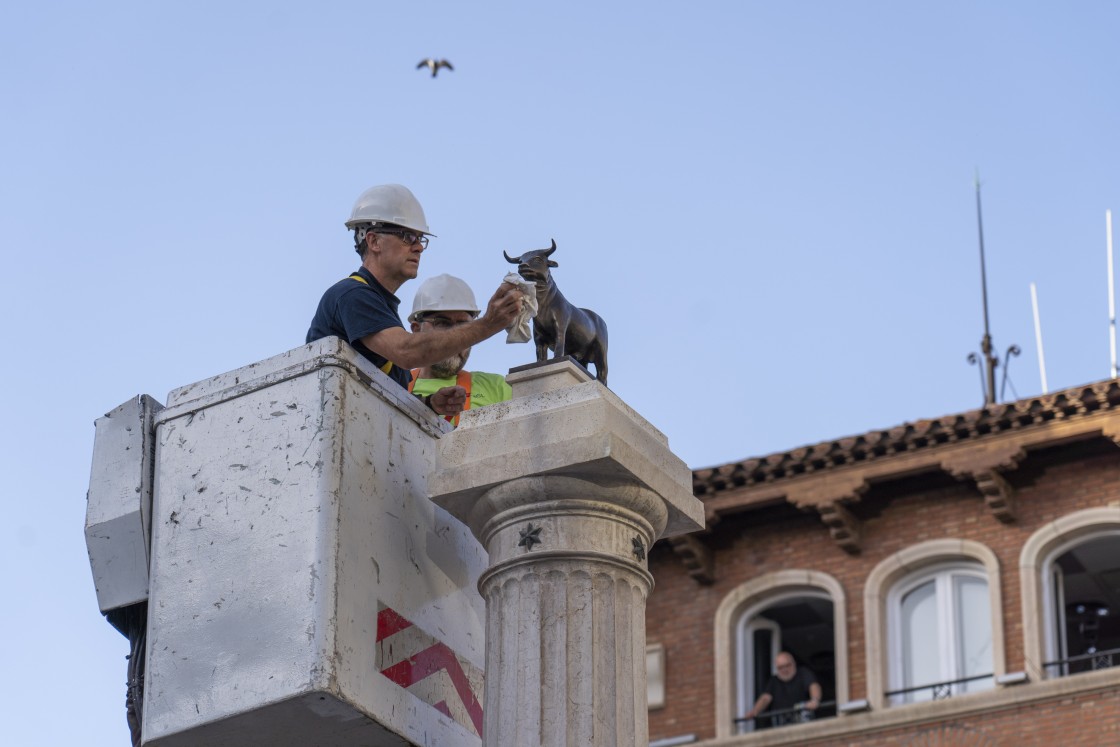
left=377, top=228, right=429, bottom=249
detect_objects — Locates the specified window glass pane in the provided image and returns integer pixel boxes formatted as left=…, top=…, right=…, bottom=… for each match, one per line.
left=954, top=576, right=993, bottom=693
left=901, top=580, right=940, bottom=699
left=752, top=627, right=774, bottom=697
left=1052, top=534, right=1120, bottom=678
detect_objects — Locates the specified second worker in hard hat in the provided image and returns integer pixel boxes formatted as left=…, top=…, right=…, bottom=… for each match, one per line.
left=407, top=274, right=513, bottom=426
left=306, top=184, right=523, bottom=419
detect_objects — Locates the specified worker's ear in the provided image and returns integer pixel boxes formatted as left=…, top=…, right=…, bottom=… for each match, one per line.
left=365, top=232, right=379, bottom=254
left=410, top=321, right=421, bottom=333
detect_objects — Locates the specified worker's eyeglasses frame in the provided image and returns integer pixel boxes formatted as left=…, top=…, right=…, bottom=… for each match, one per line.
left=416, top=314, right=470, bottom=330
left=376, top=228, right=429, bottom=249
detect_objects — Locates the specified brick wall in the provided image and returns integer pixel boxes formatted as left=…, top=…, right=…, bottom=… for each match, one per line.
left=646, top=444, right=1120, bottom=744
left=797, top=688, right=1120, bottom=746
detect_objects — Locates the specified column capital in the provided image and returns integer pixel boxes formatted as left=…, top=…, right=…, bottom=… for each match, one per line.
left=430, top=359, right=704, bottom=540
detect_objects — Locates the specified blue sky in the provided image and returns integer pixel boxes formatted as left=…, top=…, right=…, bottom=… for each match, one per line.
left=3, top=2, right=1120, bottom=744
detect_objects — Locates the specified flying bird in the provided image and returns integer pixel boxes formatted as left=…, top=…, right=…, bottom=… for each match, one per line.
left=417, top=58, right=454, bottom=78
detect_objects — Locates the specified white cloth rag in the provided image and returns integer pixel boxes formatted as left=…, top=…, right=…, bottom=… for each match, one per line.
left=503, top=272, right=538, bottom=343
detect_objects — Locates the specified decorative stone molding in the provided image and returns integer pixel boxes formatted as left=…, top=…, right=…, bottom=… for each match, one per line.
left=1102, top=420, right=1120, bottom=447
left=818, top=501, right=863, bottom=554
left=941, top=445, right=1025, bottom=523
left=1018, top=506, right=1120, bottom=683
left=782, top=476, right=869, bottom=554
left=668, top=534, right=715, bottom=585
left=863, top=540, right=1005, bottom=712
left=974, top=469, right=1016, bottom=523
left=786, top=472, right=870, bottom=509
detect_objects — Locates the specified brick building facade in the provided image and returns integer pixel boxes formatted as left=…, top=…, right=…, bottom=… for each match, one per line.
left=646, top=380, right=1120, bottom=746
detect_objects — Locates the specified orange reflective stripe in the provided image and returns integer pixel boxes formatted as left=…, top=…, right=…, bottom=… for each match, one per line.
left=449, top=370, right=472, bottom=427
left=409, top=370, right=473, bottom=426
left=457, top=370, right=473, bottom=405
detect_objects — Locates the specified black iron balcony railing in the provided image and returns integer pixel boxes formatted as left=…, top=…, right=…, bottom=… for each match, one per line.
left=1043, top=646, right=1120, bottom=677
left=884, top=672, right=994, bottom=702
left=732, top=700, right=837, bottom=731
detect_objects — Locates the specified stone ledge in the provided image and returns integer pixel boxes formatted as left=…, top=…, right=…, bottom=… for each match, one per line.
left=694, top=668, right=1120, bottom=746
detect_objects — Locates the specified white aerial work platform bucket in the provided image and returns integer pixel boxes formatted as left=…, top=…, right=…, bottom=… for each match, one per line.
left=93, top=338, right=487, bottom=747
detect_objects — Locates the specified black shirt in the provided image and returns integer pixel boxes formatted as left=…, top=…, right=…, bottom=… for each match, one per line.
left=306, top=266, right=411, bottom=389
left=763, top=667, right=818, bottom=712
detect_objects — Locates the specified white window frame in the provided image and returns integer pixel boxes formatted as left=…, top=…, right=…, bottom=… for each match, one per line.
left=737, top=613, right=782, bottom=725
left=712, top=571, right=847, bottom=740
left=1019, top=507, right=1120, bottom=682
left=733, top=591, right=831, bottom=732
left=1039, top=527, right=1120, bottom=675
left=864, top=539, right=1005, bottom=710
left=886, top=562, right=993, bottom=703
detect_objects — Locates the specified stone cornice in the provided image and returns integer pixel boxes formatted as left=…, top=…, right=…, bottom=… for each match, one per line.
left=693, top=380, right=1120, bottom=520
left=668, top=534, right=715, bottom=584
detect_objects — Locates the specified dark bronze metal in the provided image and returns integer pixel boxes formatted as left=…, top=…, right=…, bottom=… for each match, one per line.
left=975, top=178, right=999, bottom=405
left=518, top=523, right=543, bottom=550
left=968, top=177, right=1018, bottom=405
left=504, top=239, right=609, bottom=384
left=1000, top=345, right=1022, bottom=401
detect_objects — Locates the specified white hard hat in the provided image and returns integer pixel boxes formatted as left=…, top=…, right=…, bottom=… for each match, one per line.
left=345, top=184, right=434, bottom=235
left=409, top=274, right=481, bottom=323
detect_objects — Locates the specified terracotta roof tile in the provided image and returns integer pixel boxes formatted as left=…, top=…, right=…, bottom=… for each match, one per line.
left=692, top=379, right=1120, bottom=497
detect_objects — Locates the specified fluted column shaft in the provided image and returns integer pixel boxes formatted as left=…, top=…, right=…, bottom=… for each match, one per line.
left=471, top=476, right=667, bottom=747
left=429, top=359, right=704, bottom=746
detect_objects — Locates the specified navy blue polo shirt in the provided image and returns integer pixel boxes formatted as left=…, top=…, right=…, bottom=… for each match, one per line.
left=306, top=266, right=411, bottom=389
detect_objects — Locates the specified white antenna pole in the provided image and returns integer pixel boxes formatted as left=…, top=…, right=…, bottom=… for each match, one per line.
left=1109, top=209, right=1117, bottom=379
left=1031, top=282, right=1048, bottom=394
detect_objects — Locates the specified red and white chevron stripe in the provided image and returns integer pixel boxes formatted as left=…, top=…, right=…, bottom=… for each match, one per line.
left=375, top=602, right=485, bottom=737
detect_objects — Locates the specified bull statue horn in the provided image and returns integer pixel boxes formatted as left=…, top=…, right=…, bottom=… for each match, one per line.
left=544, top=239, right=557, bottom=256
left=503, top=250, right=520, bottom=264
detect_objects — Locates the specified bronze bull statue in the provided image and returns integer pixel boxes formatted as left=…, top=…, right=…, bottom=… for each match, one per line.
left=504, top=239, right=608, bottom=384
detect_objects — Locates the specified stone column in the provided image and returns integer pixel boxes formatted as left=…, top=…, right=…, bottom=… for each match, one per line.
left=430, top=359, right=704, bottom=747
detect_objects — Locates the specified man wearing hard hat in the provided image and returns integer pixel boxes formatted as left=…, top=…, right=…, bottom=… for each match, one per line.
left=307, top=184, right=522, bottom=419
left=406, top=274, right=513, bottom=426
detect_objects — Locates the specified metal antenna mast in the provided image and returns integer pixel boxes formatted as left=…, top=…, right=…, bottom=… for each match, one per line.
left=968, top=175, right=1018, bottom=405
left=1108, top=210, right=1117, bottom=378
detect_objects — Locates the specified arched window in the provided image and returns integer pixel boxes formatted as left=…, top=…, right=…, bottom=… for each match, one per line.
left=865, top=539, right=1005, bottom=710
left=1041, top=530, right=1120, bottom=678
left=712, top=571, right=847, bottom=739
left=735, top=591, right=836, bottom=731
left=887, top=563, right=994, bottom=703
left=1019, top=507, right=1120, bottom=682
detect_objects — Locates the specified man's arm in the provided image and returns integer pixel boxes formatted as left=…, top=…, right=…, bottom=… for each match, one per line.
left=743, top=692, right=772, bottom=720
left=806, top=681, right=822, bottom=710
left=361, top=284, right=522, bottom=369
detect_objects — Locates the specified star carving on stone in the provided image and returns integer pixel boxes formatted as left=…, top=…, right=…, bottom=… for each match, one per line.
left=632, top=536, right=646, bottom=561
left=518, top=523, right=543, bottom=550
